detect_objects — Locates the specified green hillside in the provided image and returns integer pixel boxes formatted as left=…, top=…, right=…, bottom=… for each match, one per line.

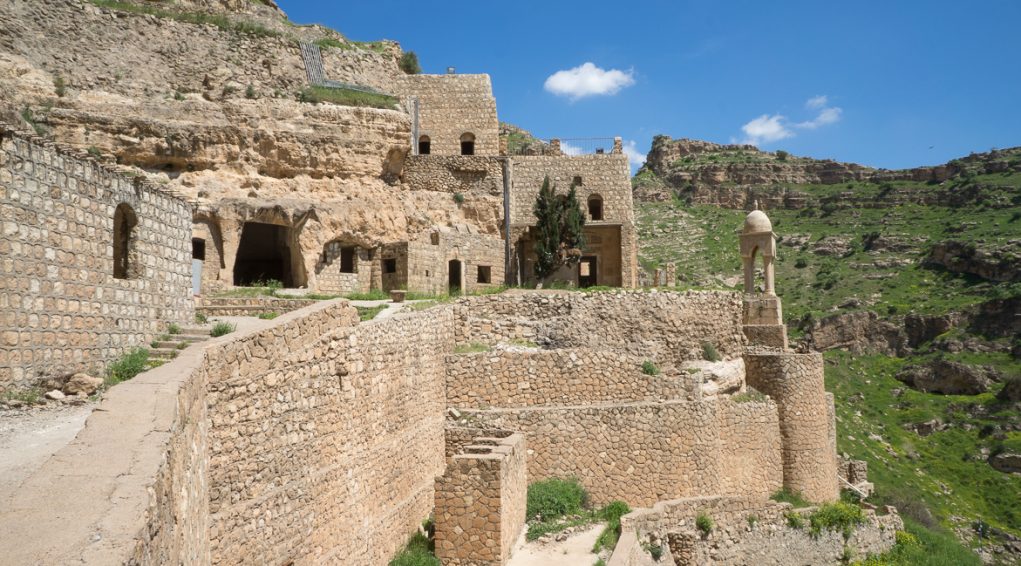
left=635, top=148, right=1021, bottom=564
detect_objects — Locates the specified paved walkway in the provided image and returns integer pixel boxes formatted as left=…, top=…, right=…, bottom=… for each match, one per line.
left=507, top=524, right=606, bottom=566
left=0, top=403, right=95, bottom=495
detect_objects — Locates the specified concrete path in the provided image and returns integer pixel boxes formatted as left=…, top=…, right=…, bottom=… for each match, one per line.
left=507, top=524, right=605, bottom=566
left=0, top=403, right=95, bottom=494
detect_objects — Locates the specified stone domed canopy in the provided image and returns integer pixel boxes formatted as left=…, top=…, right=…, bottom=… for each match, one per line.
left=743, top=210, right=773, bottom=234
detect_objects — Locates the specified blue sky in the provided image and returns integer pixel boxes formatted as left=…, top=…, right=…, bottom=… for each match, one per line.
left=278, top=0, right=1021, bottom=171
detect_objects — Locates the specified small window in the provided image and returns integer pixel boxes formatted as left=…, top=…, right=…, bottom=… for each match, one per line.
left=430, top=232, right=440, bottom=245
left=113, top=203, right=138, bottom=280
left=383, top=258, right=397, bottom=274
left=418, top=135, right=431, bottom=155
left=192, top=238, right=206, bottom=261
left=573, top=176, right=583, bottom=186
left=588, top=194, right=603, bottom=221
left=477, top=265, right=491, bottom=284
left=425, top=270, right=431, bottom=277
left=460, top=132, right=475, bottom=155
left=340, top=246, right=356, bottom=273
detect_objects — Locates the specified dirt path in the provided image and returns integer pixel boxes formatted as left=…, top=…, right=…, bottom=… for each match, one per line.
left=507, top=524, right=605, bottom=566
left=0, top=404, right=95, bottom=494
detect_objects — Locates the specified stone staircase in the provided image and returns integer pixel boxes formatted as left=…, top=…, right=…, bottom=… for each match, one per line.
left=147, top=327, right=211, bottom=367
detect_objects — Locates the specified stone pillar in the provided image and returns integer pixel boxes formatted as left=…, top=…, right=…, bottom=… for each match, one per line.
left=742, top=295, right=788, bottom=350
left=612, top=137, right=623, bottom=154
left=549, top=139, right=563, bottom=157
left=435, top=433, right=527, bottom=566
left=369, top=246, right=383, bottom=291
left=744, top=352, right=839, bottom=503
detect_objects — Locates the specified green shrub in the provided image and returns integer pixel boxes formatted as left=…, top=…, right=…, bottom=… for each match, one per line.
left=167, top=323, right=182, bottom=335
left=776, top=150, right=789, bottom=161
left=106, top=348, right=150, bottom=385
left=314, top=37, right=346, bottom=49
left=453, top=192, right=465, bottom=205
left=771, top=488, right=811, bottom=508
left=257, top=312, right=279, bottom=320
left=695, top=513, right=713, bottom=536
left=173, top=89, right=185, bottom=101
left=245, top=84, right=256, bottom=99
left=210, top=322, right=235, bottom=337
left=526, top=477, right=588, bottom=522
left=298, top=85, right=398, bottom=110
left=195, top=312, right=208, bottom=324
left=795, top=257, right=809, bottom=268
left=786, top=511, right=806, bottom=529
left=399, top=51, right=421, bottom=74
left=641, top=360, right=660, bottom=375
left=702, top=342, right=721, bottom=362
left=593, top=500, right=631, bottom=553
left=747, top=514, right=758, bottom=527
left=808, top=501, right=864, bottom=540
left=345, top=289, right=389, bottom=301
left=87, top=146, right=101, bottom=157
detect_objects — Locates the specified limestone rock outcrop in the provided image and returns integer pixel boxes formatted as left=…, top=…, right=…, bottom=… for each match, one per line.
left=895, top=359, right=1003, bottom=395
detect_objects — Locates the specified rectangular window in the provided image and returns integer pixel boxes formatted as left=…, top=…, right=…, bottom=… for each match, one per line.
left=340, top=247, right=355, bottom=273
left=383, top=258, right=397, bottom=274
left=477, top=265, right=491, bottom=284
left=192, top=238, right=206, bottom=261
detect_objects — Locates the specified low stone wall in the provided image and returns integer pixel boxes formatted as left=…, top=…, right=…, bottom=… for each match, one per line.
left=195, top=295, right=319, bottom=316
left=435, top=430, right=527, bottom=566
left=445, top=347, right=695, bottom=408
left=612, top=496, right=901, bottom=566
left=0, top=126, right=193, bottom=392
left=459, top=397, right=781, bottom=507
left=455, top=291, right=746, bottom=368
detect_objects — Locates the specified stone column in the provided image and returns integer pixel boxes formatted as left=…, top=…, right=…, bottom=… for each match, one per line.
left=744, top=352, right=838, bottom=502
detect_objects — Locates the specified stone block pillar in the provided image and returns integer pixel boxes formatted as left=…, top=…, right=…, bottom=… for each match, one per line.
left=435, top=432, right=527, bottom=566
left=744, top=352, right=838, bottom=503
left=742, top=295, right=788, bottom=350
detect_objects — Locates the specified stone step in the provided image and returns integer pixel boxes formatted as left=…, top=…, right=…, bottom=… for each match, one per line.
left=149, top=348, right=180, bottom=360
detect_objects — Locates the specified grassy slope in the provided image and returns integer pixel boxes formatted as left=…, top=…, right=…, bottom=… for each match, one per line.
left=635, top=170, right=1021, bottom=562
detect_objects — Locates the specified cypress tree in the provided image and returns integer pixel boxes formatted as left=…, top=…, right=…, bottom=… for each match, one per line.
left=532, top=176, right=587, bottom=282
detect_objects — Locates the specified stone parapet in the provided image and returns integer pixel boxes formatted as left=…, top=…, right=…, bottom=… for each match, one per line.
left=195, top=296, right=318, bottom=316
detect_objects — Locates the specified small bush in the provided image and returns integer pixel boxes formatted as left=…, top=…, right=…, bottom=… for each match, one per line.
left=526, top=477, right=588, bottom=522
left=106, top=348, right=150, bottom=385
left=808, top=501, right=864, bottom=540
left=747, top=514, right=758, bottom=527
left=173, top=90, right=185, bottom=101
left=245, top=84, right=256, bottom=99
left=257, top=312, right=279, bottom=320
left=702, top=342, right=721, bottom=362
left=641, top=360, right=660, bottom=375
left=795, top=257, right=809, bottom=268
left=399, top=51, right=421, bottom=74
left=771, top=488, right=811, bottom=508
left=87, top=146, right=102, bottom=157
left=786, top=511, right=806, bottom=529
left=776, top=150, right=789, bottom=161
left=640, top=539, right=663, bottom=561
left=695, top=513, right=713, bottom=536
left=453, top=192, right=465, bottom=205
left=210, top=322, right=235, bottom=337
left=167, top=323, right=182, bottom=335
left=195, top=312, right=208, bottom=324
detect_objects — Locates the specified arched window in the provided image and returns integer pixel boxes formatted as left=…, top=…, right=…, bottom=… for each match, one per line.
left=418, top=135, right=431, bottom=155
left=460, top=132, right=475, bottom=156
left=113, top=203, right=138, bottom=279
left=588, top=194, right=604, bottom=221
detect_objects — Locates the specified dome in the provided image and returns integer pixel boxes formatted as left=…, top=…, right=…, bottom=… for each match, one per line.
left=743, top=209, right=773, bottom=234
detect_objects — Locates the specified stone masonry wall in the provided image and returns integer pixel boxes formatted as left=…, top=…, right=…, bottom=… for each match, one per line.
left=205, top=301, right=453, bottom=565
left=435, top=431, right=527, bottom=566
left=459, top=397, right=781, bottom=507
left=394, top=74, right=500, bottom=156
left=612, top=496, right=900, bottom=566
left=745, top=352, right=839, bottom=503
left=455, top=291, right=746, bottom=369
left=0, top=127, right=193, bottom=392
left=509, top=154, right=638, bottom=287
left=445, top=347, right=696, bottom=408
left=402, top=155, right=504, bottom=196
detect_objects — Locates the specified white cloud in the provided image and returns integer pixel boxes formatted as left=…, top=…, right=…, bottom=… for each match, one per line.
left=560, top=141, right=584, bottom=156
left=737, top=96, right=842, bottom=147
left=622, top=140, right=646, bottom=168
left=544, top=62, right=635, bottom=100
left=740, top=114, right=794, bottom=146
left=805, top=95, right=828, bottom=109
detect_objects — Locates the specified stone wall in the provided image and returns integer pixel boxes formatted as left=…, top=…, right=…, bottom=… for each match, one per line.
left=611, top=496, right=901, bottom=566
left=459, top=398, right=781, bottom=507
left=445, top=347, right=696, bottom=408
left=206, top=302, right=453, bottom=565
left=402, top=155, right=505, bottom=196
left=455, top=291, right=747, bottom=369
left=508, top=154, right=638, bottom=287
left=745, top=352, right=839, bottom=503
left=194, top=295, right=319, bottom=316
left=0, top=126, right=193, bottom=392
left=435, top=430, right=527, bottom=566
left=394, top=74, right=500, bottom=156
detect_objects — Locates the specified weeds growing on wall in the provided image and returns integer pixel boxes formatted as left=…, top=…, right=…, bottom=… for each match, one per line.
left=641, top=360, right=660, bottom=375
left=356, top=305, right=385, bottom=321
left=388, top=531, right=439, bottom=566
left=593, top=501, right=631, bottom=553
left=696, top=513, right=714, bottom=536
left=105, top=348, right=150, bottom=385
left=702, top=341, right=721, bottom=362
left=298, top=86, right=397, bottom=110
left=771, top=488, right=812, bottom=508
left=210, top=322, right=235, bottom=337
left=399, top=51, right=421, bottom=74
left=807, top=501, right=864, bottom=540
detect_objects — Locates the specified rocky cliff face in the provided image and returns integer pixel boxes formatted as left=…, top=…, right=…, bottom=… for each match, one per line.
left=0, top=0, right=502, bottom=284
left=634, top=135, right=1021, bottom=209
